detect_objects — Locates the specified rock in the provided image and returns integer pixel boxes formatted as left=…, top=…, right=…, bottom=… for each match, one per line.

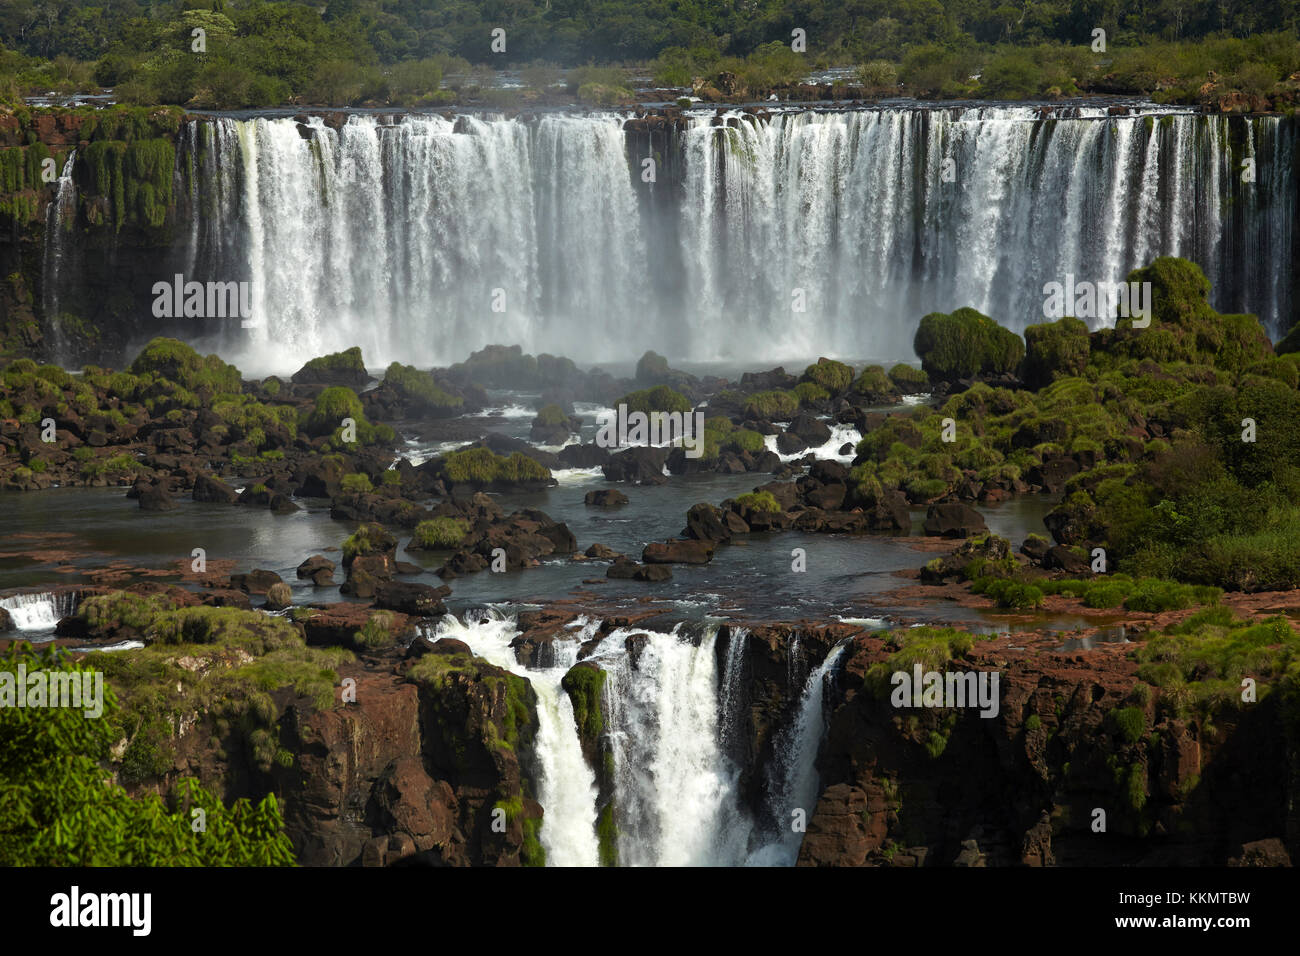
left=293, top=456, right=347, bottom=498
left=642, top=539, right=714, bottom=564
left=558, top=443, right=609, bottom=468
left=602, top=446, right=669, bottom=483
left=585, top=488, right=629, bottom=506
left=1026, top=457, right=1080, bottom=493
left=0, top=608, right=12, bottom=632
left=193, top=473, right=239, bottom=504
left=297, top=554, right=336, bottom=579
left=265, top=581, right=293, bottom=611
left=231, top=569, right=284, bottom=594
left=1020, top=536, right=1051, bottom=563
left=606, top=558, right=672, bottom=581
left=922, top=502, right=987, bottom=538
left=775, top=431, right=807, bottom=455
left=1043, top=544, right=1089, bottom=574
left=342, top=553, right=395, bottom=598
left=1228, top=838, right=1291, bottom=867
left=310, top=568, right=336, bottom=587
left=584, top=543, right=620, bottom=560
left=684, top=502, right=730, bottom=542
left=138, top=482, right=177, bottom=511
left=201, top=589, right=252, bottom=610
left=790, top=413, right=832, bottom=446
left=373, top=581, right=450, bottom=617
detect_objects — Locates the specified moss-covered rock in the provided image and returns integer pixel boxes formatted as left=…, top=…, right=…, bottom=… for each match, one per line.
left=914, top=307, right=1025, bottom=382
left=802, top=358, right=854, bottom=394
left=291, top=346, right=369, bottom=388
left=1023, top=316, right=1090, bottom=387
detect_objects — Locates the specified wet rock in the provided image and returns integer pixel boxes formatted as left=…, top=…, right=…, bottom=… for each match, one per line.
left=642, top=539, right=714, bottom=564
left=231, top=569, right=284, bottom=594
left=585, top=488, right=629, bottom=506
left=137, top=482, right=177, bottom=511
left=297, top=555, right=336, bottom=579
left=684, top=502, right=730, bottom=542
left=373, top=580, right=450, bottom=617
left=922, top=502, right=987, bottom=538
left=193, top=473, right=239, bottom=504
left=602, top=446, right=669, bottom=483
left=1044, top=544, right=1089, bottom=574
left=584, top=543, right=621, bottom=560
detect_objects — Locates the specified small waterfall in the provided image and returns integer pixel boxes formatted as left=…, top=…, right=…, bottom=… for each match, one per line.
left=748, top=640, right=848, bottom=866
left=41, top=149, right=77, bottom=357
left=430, top=611, right=601, bottom=867
left=0, top=590, right=80, bottom=633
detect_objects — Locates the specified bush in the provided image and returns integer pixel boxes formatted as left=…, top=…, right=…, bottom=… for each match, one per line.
left=914, top=308, right=1025, bottom=382
left=743, top=390, right=799, bottom=420
left=340, top=473, right=373, bottom=493
left=888, top=363, right=929, bottom=393
left=734, top=491, right=781, bottom=513
left=441, top=447, right=551, bottom=486
left=853, top=364, right=896, bottom=400
left=617, top=385, right=691, bottom=416
left=383, top=362, right=462, bottom=414
left=802, top=359, right=854, bottom=394
left=413, top=517, right=469, bottom=549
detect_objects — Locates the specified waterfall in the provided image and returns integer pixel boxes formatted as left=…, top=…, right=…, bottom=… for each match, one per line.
left=41, top=149, right=77, bottom=358
left=429, top=611, right=601, bottom=867
left=747, top=640, right=847, bottom=866
left=596, top=624, right=754, bottom=866
left=0, top=590, right=80, bottom=633
left=172, top=106, right=1294, bottom=372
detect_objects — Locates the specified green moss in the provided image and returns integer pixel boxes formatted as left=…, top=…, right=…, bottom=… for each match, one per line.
left=128, top=338, right=241, bottom=394
left=734, top=491, right=781, bottom=513
left=865, top=626, right=976, bottom=696
left=534, top=403, right=569, bottom=427
left=616, top=385, right=692, bottom=416
left=1025, top=714, right=1042, bottom=732
left=913, top=307, right=1025, bottom=382
left=299, top=346, right=365, bottom=377
left=743, top=390, right=799, bottom=420
left=1107, top=706, right=1147, bottom=744
left=342, top=522, right=394, bottom=562
left=802, top=359, right=854, bottom=394
left=852, top=364, right=896, bottom=399
left=382, top=361, right=463, bottom=414
left=888, top=363, right=930, bottom=393
left=1022, top=316, right=1090, bottom=387
left=793, top=381, right=831, bottom=405
left=561, top=664, right=606, bottom=745
left=596, top=802, right=619, bottom=867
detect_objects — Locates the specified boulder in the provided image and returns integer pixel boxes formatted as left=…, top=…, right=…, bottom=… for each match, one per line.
left=585, top=489, right=629, bottom=506
left=642, top=539, right=714, bottom=565
left=373, top=580, right=450, bottom=617
left=231, top=569, right=285, bottom=594
left=922, top=502, right=987, bottom=538
left=193, top=473, right=239, bottom=504
left=297, top=554, right=336, bottom=579
left=602, top=446, right=669, bottom=483
left=138, top=482, right=178, bottom=512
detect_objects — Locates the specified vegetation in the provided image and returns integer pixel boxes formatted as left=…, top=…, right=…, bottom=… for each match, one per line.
left=913, top=307, right=1026, bottom=383
left=412, top=516, right=470, bottom=549
left=438, top=447, right=551, bottom=487
left=616, top=385, right=692, bottom=416
left=383, top=362, right=463, bottom=415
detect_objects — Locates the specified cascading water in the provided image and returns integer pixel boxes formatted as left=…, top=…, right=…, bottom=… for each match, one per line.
left=172, top=106, right=1293, bottom=372
left=0, top=590, right=80, bottom=634
left=748, top=641, right=848, bottom=866
left=429, top=611, right=601, bottom=867
left=594, top=624, right=754, bottom=866
left=41, top=149, right=77, bottom=359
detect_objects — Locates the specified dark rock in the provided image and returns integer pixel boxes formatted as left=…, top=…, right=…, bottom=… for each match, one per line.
left=643, top=539, right=714, bottom=564
left=297, top=555, right=336, bottom=579
left=684, top=502, right=730, bottom=542
left=585, top=488, right=629, bottom=507
left=193, top=473, right=239, bottom=504
left=1044, top=544, right=1089, bottom=574
left=374, top=580, right=450, bottom=617
left=602, top=446, right=669, bottom=483
left=922, top=502, right=987, bottom=538
left=231, top=569, right=284, bottom=594
left=138, top=482, right=177, bottom=511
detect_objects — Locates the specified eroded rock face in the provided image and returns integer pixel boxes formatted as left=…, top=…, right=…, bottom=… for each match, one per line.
left=794, top=633, right=1296, bottom=867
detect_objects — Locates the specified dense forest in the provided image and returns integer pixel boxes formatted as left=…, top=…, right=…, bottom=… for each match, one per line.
left=1, top=2, right=1299, bottom=113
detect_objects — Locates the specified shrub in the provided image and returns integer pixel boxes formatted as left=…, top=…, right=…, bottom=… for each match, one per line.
left=853, top=364, right=896, bottom=400
left=441, top=447, right=551, bottom=486
left=617, top=385, right=692, bottom=416
left=413, top=517, right=469, bottom=549
left=1107, top=706, right=1146, bottom=744
left=743, top=390, right=799, bottom=420
left=734, top=491, right=781, bottom=513
left=383, top=362, right=462, bottom=414
left=888, top=363, right=929, bottom=393
left=340, top=473, right=373, bottom=493
left=802, top=359, right=854, bottom=394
